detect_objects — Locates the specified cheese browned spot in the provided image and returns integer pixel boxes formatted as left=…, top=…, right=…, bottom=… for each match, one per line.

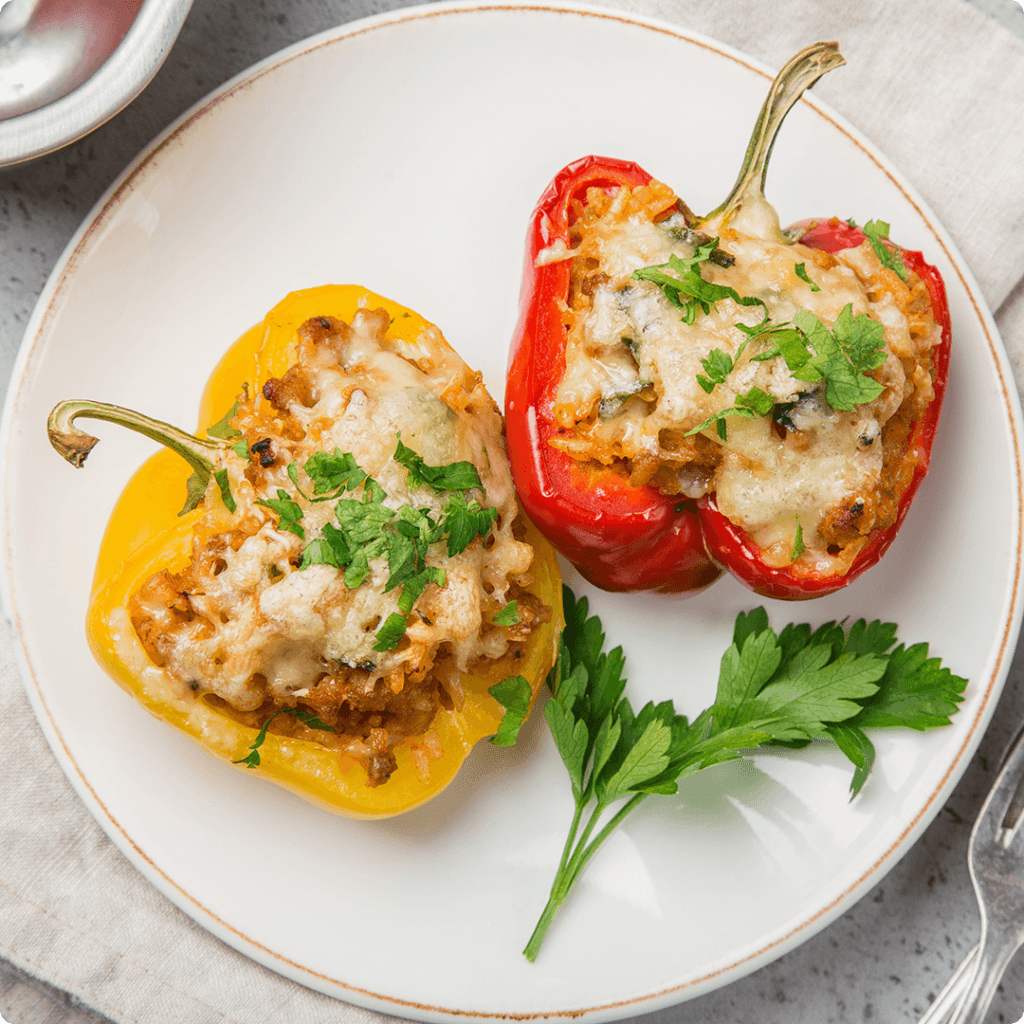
left=549, top=181, right=941, bottom=576
left=130, top=308, right=547, bottom=786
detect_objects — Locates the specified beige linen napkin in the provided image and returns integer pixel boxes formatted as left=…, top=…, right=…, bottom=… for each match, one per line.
left=2, top=1, right=1023, bottom=1022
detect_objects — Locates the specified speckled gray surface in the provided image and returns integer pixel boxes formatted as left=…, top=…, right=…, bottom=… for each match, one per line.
left=2, top=1, right=1024, bottom=1023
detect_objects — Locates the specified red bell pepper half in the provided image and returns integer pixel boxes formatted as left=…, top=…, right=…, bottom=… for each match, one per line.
left=504, top=44, right=951, bottom=600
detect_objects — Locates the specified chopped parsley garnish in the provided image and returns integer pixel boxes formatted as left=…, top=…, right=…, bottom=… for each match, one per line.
left=696, top=347, right=736, bottom=394
left=650, top=236, right=890, bottom=440
left=180, top=389, right=250, bottom=515
left=493, top=601, right=520, bottom=626
left=232, top=707, right=335, bottom=768
left=689, top=302, right=888, bottom=440
left=488, top=674, right=533, bottom=746
left=299, top=449, right=370, bottom=496
left=213, top=469, right=236, bottom=514
left=791, top=521, right=805, bottom=561
left=794, top=262, right=820, bottom=291
left=273, top=438, right=500, bottom=650
left=372, top=612, right=413, bottom=653
left=394, top=437, right=484, bottom=492
left=787, top=306, right=888, bottom=411
left=523, top=588, right=966, bottom=960
left=181, top=470, right=209, bottom=517
left=256, top=489, right=305, bottom=539
left=685, top=384, right=775, bottom=441
left=633, top=239, right=767, bottom=326
left=442, top=491, right=500, bottom=556
left=205, top=386, right=248, bottom=439
left=863, top=219, right=908, bottom=282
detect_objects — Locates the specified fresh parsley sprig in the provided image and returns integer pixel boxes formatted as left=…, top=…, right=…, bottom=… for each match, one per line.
left=523, top=587, right=966, bottom=961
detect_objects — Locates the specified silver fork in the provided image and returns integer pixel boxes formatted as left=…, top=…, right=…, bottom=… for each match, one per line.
left=918, top=721, right=1024, bottom=1023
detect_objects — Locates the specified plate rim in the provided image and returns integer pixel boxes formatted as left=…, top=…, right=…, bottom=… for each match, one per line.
left=2, top=2, right=1022, bottom=1020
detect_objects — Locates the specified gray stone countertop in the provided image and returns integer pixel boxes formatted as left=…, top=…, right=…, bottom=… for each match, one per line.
left=3, top=1, right=1024, bottom=1023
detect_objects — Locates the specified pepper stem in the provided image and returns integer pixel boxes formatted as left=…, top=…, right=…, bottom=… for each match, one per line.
left=47, top=399, right=225, bottom=476
left=698, top=42, right=845, bottom=233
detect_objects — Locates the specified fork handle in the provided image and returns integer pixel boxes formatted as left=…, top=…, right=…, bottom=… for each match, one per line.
left=946, top=926, right=1022, bottom=1024
left=917, top=944, right=978, bottom=1023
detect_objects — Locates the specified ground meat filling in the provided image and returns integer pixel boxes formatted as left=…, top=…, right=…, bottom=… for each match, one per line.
left=129, top=308, right=546, bottom=786
left=549, top=181, right=942, bottom=573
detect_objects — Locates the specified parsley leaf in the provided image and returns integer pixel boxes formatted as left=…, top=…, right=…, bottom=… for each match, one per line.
left=443, top=492, right=499, bottom=555
left=214, top=469, right=237, bottom=514
left=287, top=450, right=381, bottom=505
left=791, top=522, right=805, bottom=561
left=299, top=522, right=350, bottom=570
left=523, top=589, right=966, bottom=961
left=372, top=612, right=410, bottom=652
left=266, top=437, right=499, bottom=648
left=634, top=245, right=767, bottom=326
left=863, top=220, right=908, bottom=282
left=206, top=388, right=248, bottom=439
left=395, top=566, right=446, bottom=615
left=493, top=601, right=520, bottom=626
left=256, top=489, right=305, bottom=539
left=232, top=707, right=335, bottom=768
left=305, top=449, right=368, bottom=493
left=696, top=348, right=735, bottom=394
left=394, top=437, right=483, bottom=492
left=794, top=262, right=821, bottom=291
left=334, top=499, right=395, bottom=549
left=788, top=306, right=887, bottom=411
left=489, top=675, right=533, bottom=746
left=846, top=641, right=967, bottom=731
left=685, top=385, right=774, bottom=440
left=828, top=723, right=876, bottom=797
left=180, top=469, right=210, bottom=517
left=179, top=391, right=252, bottom=516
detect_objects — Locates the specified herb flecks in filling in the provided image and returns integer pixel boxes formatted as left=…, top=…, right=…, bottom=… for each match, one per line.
left=129, top=309, right=547, bottom=787
left=550, top=181, right=942, bottom=576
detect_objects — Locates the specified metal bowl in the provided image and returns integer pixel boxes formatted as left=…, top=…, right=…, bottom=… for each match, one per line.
left=0, top=0, right=193, bottom=167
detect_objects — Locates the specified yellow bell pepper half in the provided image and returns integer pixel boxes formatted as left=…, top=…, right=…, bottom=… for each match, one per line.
left=80, top=285, right=563, bottom=819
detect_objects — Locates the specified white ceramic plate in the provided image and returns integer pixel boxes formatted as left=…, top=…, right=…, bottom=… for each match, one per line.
left=3, top=3, right=1022, bottom=1020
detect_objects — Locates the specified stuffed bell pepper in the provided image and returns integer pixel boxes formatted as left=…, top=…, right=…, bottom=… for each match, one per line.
left=506, top=43, right=950, bottom=599
left=49, top=285, right=562, bottom=818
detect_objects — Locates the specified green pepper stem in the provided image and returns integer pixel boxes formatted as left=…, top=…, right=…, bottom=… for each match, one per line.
left=47, top=399, right=225, bottom=476
left=699, top=42, right=845, bottom=232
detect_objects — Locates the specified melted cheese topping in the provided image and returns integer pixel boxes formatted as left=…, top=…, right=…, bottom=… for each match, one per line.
left=130, top=308, right=542, bottom=785
left=551, top=182, right=941, bottom=573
